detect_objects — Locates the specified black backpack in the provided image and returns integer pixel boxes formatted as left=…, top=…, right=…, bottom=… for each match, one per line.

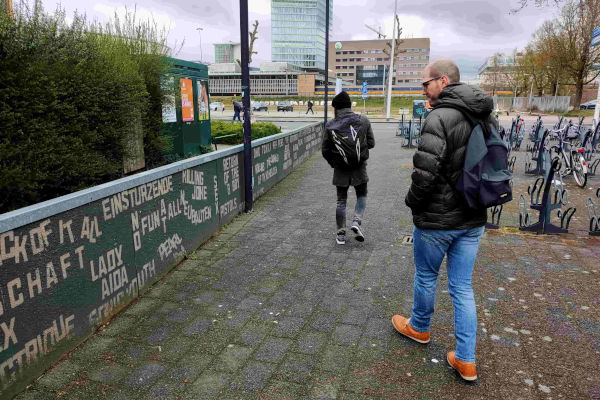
left=457, top=118, right=513, bottom=208
left=326, top=114, right=369, bottom=168
left=435, top=105, right=512, bottom=208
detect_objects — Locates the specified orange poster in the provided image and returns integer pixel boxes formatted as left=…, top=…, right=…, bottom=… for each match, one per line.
left=180, top=78, right=194, bottom=122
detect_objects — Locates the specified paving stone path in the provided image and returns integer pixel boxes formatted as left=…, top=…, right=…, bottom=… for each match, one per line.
left=15, top=124, right=600, bottom=399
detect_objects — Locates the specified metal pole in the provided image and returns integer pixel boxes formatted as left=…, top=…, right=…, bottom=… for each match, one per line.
left=240, top=0, right=253, bottom=212
left=382, top=64, right=386, bottom=110
left=594, top=79, right=600, bottom=128
left=196, top=27, right=203, bottom=62
left=528, top=76, right=534, bottom=114
left=324, top=0, right=330, bottom=123
left=552, top=80, right=558, bottom=113
left=385, top=0, right=398, bottom=120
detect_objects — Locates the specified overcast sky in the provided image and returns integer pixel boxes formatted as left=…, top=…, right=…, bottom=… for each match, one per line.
left=37, top=0, right=561, bottom=79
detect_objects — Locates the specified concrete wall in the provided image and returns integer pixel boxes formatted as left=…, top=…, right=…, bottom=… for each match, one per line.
left=0, top=122, right=324, bottom=398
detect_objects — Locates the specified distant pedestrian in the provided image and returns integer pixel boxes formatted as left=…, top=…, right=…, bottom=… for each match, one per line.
left=232, top=99, right=242, bottom=122
left=306, top=99, right=314, bottom=114
left=322, top=91, right=375, bottom=245
left=392, top=59, right=494, bottom=382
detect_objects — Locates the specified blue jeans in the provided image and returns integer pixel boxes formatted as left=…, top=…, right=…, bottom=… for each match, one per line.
left=233, top=111, right=241, bottom=122
left=410, top=225, right=485, bottom=363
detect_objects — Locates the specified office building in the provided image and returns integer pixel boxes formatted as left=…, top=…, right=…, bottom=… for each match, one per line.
left=214, top=42, right=242, bottom=64
left=477, top=52, right=521, bottom=92
left=271, top=0, right=333, bottom=71
left=327, top=38, right=430, bottom=92
left=208, top=62, right=329, bottom=96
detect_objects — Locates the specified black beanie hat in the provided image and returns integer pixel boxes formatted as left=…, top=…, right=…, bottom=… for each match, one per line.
left=332, top=91, right=351, bottom=109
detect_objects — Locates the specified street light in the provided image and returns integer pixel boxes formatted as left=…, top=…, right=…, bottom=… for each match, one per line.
left=196, top=27, right=203, bottom=62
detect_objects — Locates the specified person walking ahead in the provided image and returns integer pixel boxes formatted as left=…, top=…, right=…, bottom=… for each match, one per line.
left=392, top=59, right=493, bottom=382
left=322, top=91, right=375, bottom=245
left=232, top=99, right=242, bottom=122
left=306, top=99, right=314, bottom=114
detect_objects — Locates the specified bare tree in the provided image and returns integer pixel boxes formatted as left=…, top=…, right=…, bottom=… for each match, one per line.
left=480, top=53, right=509, bottom=95
left=248, top=20, right=258, bottom=64
left=547, top=1, right=600, bottom=106
left=512, top=1, right=600, bottom=106
left=382, top=19, right=405, bottom=106
left=236, top=20, right=259, bottom=66
left=511, top=0, right=563, bottom=13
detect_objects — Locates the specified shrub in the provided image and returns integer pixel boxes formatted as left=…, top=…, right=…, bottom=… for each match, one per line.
left=211, top=121, right=282, bottom=144
left=0, top=3, right=171, bottom=213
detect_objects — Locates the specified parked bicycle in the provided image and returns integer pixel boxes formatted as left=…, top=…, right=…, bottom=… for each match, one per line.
left=582, top=122, right=600, bottom=153
left=553, top=116, right=564, bottom=130
left=549, top=122, right=588, bottom=187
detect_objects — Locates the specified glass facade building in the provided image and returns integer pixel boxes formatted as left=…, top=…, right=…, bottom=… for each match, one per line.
left=214, top=43, right=241, bottom=64
left=271, top=0, right=333, bottom=71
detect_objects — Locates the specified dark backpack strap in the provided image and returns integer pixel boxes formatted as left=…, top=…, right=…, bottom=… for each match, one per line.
left=434, top=104, right=491, bottom=138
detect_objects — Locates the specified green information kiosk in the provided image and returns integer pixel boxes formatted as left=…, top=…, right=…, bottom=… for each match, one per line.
left=161, top=58, right=212, bottom=161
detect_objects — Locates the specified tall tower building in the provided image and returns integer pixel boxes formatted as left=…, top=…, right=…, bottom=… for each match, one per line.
left=271, top=0, right=333, bottom=72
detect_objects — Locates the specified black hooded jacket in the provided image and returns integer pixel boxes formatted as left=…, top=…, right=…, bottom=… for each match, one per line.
left=322, top=109, right=375, bottom=186
left=405, top=83, right=494, bottom=230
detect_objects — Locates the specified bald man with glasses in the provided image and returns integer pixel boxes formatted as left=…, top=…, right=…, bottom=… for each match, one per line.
left=392, top=59, right=495, bottom=382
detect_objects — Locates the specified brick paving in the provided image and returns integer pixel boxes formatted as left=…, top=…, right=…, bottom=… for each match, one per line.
left=14, top=123, right=600, bottom=399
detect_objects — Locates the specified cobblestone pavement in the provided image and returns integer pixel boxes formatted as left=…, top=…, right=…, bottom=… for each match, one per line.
left=15, top=124, right=600, bottom=399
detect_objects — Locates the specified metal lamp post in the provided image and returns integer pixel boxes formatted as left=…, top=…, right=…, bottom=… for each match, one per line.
left=324, top=0, right=330, bottom=124
left=196, top=27, right=204, bottom=62
left=385, top=0, right=398, bottom=120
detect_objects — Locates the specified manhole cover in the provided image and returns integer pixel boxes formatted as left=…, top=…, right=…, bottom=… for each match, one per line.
left=401, top=235, right=413, bottom=244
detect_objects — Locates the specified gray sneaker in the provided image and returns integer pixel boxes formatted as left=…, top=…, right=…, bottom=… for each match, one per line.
left=351, top=220, right=364, bottom=242
left=336, top=229, right=346, bottom=245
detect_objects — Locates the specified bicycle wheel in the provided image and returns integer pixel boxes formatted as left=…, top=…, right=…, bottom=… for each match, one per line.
left=571, top=152, right=587, bottom=188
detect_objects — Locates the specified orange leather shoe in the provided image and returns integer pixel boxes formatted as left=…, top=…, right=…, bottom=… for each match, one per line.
left=391, top=315, right=430, bottom=344
left=447, top=351, right=477, bottom=381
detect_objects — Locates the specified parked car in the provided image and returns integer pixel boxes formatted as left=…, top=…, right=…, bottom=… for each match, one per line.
left=210, top=102, right=225, bottom=111
left=580, top=100, right=596, bottom=110
left=252, top=102, right=268, bottom=111
left=277, top=101, right=293, bottom=112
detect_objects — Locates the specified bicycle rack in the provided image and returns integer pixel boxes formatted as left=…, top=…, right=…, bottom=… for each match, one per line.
left=525, top=128, right=550, bottom=176
left=553, top=116, right=564, bottom=131
left=518, top=158, right=576, bottom=235
left=506, top=118, right=518, bottom=153
left=508, top=155, right=516, bottom=173
left=589, top=158, right=600, bottom=177
left=513, top=117, right=529, bottom=152
left=400, top=116, right=422, bottom=149
left=526, top=119, right=543, bottom=154
left=582, top=124, right=600, bottom=177
left=396, top=114, right=406, bottom=137
left=586, top=188, right=600, bottom=236
left=486, top=205, right=503, bottom=230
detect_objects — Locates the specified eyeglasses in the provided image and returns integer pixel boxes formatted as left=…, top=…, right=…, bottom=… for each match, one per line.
left=422, top=76, right=442, bottom=88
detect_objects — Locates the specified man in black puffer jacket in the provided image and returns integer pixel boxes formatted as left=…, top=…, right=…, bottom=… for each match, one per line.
left=392, top=59, right=494, bottom=383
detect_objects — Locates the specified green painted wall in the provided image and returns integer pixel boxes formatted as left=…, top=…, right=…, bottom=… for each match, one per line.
left=0, top=122, right=323, bottom=398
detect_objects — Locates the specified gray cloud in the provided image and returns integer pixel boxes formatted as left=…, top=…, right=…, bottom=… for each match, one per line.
left=39, top=0, right=561, bottom=76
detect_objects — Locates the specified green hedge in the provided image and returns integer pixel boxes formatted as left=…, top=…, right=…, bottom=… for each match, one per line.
left=0, top=4, right=170, bottom=213
left=211, top=121, right=282, bottom=144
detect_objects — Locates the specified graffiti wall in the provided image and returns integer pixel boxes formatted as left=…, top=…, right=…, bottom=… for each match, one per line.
left=0, top=122, right=323, bottom=398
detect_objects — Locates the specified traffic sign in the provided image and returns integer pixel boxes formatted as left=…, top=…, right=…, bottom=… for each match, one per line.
left=362, top=82, right=368, bottom=100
